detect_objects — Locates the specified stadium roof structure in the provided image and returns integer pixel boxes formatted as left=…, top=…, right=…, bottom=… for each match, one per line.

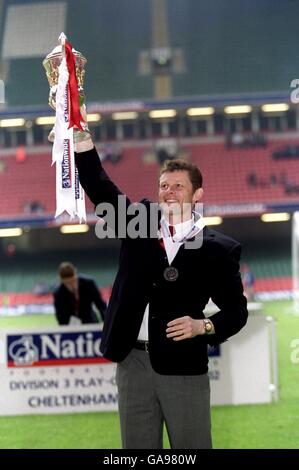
left=0, top=90, right=292, bottom=121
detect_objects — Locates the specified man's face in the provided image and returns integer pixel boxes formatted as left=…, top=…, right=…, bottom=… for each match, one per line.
left=62, top=275, right=78, bottom=293
left=158, top=170, right=203, bottom=221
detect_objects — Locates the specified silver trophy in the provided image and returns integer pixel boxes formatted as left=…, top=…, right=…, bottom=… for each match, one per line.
left=43, top=32, right=89, bottom=142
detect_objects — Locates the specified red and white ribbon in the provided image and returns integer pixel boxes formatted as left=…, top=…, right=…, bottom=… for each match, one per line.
left=52, top=38, right=86, bottom=222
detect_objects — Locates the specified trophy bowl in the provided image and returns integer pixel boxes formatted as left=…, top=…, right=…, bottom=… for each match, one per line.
left=43, top=34, right=90, bottom=142
left=43, top=43, right=87, bottom=110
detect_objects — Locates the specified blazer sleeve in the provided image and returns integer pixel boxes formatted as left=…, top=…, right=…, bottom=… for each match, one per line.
left=208, top=242, right=248, bottom=345
left=90, top=279, right=107, bottom=321
left=53, top=292, right=69, bottom=325
left=75, top=147, right=134, bottom=237
left=75, top=147, right=131, bottom=209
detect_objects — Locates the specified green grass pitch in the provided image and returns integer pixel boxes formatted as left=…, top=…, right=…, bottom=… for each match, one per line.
left=0, top=300, right=298, bottom=449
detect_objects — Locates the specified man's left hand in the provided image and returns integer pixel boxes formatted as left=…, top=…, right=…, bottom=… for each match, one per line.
left=166, top=316, right=207, bottom=341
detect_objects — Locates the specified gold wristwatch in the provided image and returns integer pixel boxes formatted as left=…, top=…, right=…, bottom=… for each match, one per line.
left=203, top=319, right=213, bottom=334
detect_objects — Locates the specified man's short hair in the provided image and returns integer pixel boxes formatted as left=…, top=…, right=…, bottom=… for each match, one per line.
left=159, top=159, right=203, bottom=191
left=59, top=262, right=76, bottom=279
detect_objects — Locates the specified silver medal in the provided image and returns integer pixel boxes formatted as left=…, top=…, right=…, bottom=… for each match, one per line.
left=163, top=266, right=179, bottom=282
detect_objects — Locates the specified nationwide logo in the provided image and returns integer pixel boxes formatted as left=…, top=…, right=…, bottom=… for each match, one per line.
left=7, top=331, right=109, bottom=368
left=75, top=166, right=80, bottom=199
left=61, top=138, right=71, bottom=188
left=64, top=84, right=69, bottom=123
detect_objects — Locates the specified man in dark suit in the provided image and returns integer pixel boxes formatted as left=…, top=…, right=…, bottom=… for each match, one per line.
left=53, top=261, right=106, bottom=325
left=74, top=137, right=248, bottom=449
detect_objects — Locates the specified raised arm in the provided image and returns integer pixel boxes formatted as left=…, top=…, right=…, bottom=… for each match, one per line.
left=75, top=138, right=130, bottom=209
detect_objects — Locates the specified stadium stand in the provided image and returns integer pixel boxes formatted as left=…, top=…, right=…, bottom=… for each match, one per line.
left=0, top=239, right=292, bottom=311
left=0, top=246, right=116, bottom=314
left=0, top=248, right=117, bottom=292
left=1, top=137, right=299, bottom=217
left=2, top=0, right=299, bottom=105
left=1, top=0, right=299, bottom=311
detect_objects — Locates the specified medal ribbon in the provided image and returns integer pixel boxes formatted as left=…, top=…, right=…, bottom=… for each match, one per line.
left=65, top=40, right=85, bottom=130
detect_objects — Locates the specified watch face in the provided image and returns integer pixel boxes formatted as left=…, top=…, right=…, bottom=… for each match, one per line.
left=205, top=321, right=212, bottom=332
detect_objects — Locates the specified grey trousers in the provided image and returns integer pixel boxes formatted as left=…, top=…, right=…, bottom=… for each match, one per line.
left=116, top=348, right=212, bottom=449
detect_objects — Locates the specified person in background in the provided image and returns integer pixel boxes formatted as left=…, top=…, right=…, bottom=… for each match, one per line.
left=53, top=261, right=106, bottom=325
